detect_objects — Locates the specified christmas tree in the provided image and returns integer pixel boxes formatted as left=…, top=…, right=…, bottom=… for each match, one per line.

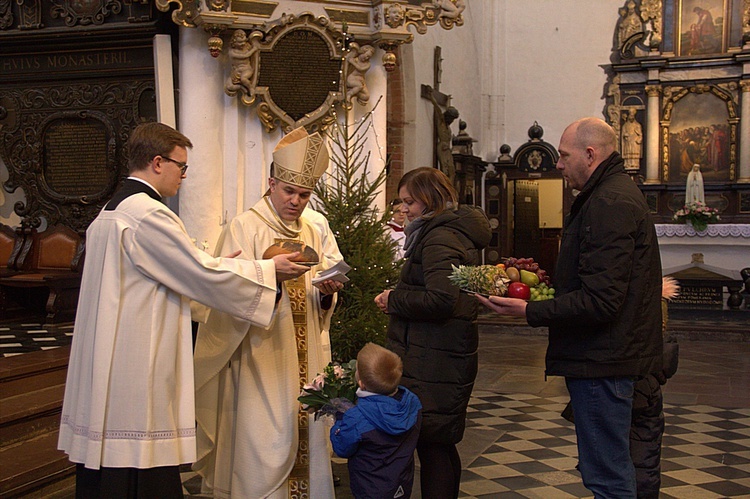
left=313, top=102, right=402, bottom=361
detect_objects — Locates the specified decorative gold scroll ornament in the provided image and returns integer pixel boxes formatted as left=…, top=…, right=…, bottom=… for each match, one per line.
left=154, top=0, right=466, bottom=133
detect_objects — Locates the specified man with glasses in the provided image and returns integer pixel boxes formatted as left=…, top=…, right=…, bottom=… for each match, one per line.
left=58, top=122, right=310, bottom=498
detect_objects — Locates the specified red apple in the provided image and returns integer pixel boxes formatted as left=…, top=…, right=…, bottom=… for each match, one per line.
left=507, top=282, right=531, bottom=300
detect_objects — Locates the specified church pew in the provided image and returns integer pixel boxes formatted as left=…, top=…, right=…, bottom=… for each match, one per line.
left=0, top=225, right=84, bottom=324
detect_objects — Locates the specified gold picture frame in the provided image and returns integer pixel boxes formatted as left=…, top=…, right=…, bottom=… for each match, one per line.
left=676, top=0, right=729, bottom=56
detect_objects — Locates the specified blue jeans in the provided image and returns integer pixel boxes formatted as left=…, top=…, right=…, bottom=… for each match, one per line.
left=566, top=376, right=636, bottom=499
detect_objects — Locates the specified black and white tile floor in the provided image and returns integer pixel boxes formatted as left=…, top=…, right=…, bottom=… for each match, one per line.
left=456, top=391, right=750, bottom=498
left=180, top=390, right=750, bottom=498
left=0, top=321, right=74, bottom=357
left=1, top=318, right=748, bottom=497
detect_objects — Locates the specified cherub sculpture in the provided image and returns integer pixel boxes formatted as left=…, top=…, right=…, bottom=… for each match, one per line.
left=435, top=0, right=465, bottom=21
left=225, top=29, right=258, bottom=99
left=345, top=43, right=375, bottom=107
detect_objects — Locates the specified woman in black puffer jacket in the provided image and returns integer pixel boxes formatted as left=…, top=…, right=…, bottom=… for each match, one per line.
left=375, top=167, right=491, bottom=498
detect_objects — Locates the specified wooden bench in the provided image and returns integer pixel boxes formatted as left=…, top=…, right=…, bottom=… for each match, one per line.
left=0, top=225, right=84, bottom=323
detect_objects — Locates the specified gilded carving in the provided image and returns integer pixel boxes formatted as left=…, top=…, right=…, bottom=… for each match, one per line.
left=618, top=0, right=643, bottom=48
left=606, top=75, right=622, bottom=137
left=208, top=0, right=226, bottom=12
left=645, top=85, right=661, bottom=98
left=744, top=0, right=750, bottom=43
left=149, top=1, right=465, bottom=133
left=385, top=3, right=405, bottom=28
left=639, top=0, right=662, bottom=46
left=244, top=13, right=344, bottom=133
left=154, top=0, right=198, bottom=28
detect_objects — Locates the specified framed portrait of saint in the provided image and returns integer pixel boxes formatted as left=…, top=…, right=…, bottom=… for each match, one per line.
left=676, top=0, right=729, bottom=56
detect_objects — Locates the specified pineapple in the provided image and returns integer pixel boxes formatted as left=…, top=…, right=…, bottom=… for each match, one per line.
left=449, top=265, right=511, bottom=296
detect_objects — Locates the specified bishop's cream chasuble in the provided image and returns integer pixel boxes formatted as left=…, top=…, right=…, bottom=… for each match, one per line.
left=194, top=197, right=336, bottom=499
left=58, top=192, right=278, bottom=470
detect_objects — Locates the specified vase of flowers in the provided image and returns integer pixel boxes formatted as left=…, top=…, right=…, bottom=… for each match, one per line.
left=298, top=360, right=358, bottom=420
left=672, top=201, right=720, bottom=232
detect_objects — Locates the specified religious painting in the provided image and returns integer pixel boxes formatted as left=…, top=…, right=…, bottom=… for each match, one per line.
left=667, top=91, right=731, bottom=183
left=676, top=0, right=729, bottom=56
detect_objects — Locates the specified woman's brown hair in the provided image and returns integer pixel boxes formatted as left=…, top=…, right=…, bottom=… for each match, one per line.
left=397, top=167, right=458, bottom=218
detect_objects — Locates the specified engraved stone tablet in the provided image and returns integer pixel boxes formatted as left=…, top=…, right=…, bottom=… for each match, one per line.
left=257, top=28, right=341, bottom=121
left=43, top=117, right=111, bottom=197
left=670, top=283, right=723, bottom=308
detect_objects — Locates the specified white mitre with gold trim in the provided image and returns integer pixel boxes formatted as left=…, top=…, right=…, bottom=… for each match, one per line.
left=272, top=127, right=329, bottom=189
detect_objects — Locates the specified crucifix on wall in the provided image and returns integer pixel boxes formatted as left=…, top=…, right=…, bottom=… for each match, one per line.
left=421, top=46, right=459, bottom=182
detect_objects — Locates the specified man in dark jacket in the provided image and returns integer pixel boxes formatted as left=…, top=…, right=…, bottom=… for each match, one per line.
left=476, top=117, right=663, bottom=498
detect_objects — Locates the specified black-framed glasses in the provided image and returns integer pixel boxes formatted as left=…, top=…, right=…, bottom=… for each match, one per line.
left=160, top=155, right=189, bottom=174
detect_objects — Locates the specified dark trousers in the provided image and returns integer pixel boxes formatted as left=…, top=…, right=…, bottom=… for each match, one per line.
left=417, top=441, right=462, bottom=499
left=75, top=463, right=183, bottom=499
left=630, top=375, right=664, bottom=499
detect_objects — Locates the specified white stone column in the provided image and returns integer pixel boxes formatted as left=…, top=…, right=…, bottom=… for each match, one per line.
left=739, top=80, right=750, bottom=183
left=477, top=0, right=506, bottom=162
left=366, top=59, right=388, bottom=213
left=645, top=85, right=661, bottom=184
left=178, top=27, right=228, bottom=251
left=153, top=34, right=176, bottom=128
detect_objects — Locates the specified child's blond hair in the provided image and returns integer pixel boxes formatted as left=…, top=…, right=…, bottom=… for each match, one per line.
left=356, top=343, right=402, bottom=395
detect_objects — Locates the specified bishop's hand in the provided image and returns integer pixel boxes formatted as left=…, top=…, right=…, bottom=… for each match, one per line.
left=314, top=279, right=344, bottom=296
left=272, top=252, right=310, bottom=282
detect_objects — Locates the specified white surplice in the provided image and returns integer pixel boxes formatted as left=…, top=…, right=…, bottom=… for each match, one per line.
left=58, top=192, right=278, bottom=470
left=194, top=197, right=336, bottom=499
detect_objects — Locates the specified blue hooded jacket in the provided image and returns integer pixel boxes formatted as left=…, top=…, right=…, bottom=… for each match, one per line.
left=331, top=387, right=422, bottom=499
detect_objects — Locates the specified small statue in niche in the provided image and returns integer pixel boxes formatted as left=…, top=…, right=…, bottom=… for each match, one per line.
left=621, top=109, right=643, bottom=170
left=426, top=87, right=459, bottom=181
left=685, top=163, right=705, bottom=204
left=225, top=29, right=258, bottom=98
left=618, top=0, right=642, bottom=48
left=345, top=43, right=376, bottom=107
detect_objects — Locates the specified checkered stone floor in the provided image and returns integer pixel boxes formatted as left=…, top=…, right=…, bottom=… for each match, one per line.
left=0, top=322, right=74, bottom=357
left=458, top=391, right=750, bottom=498
left=181, top=390, right=750, bottom=498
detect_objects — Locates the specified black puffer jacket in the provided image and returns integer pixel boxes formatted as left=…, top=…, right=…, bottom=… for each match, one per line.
left=386, top=205, right=491, bottom=445
left=527, top=152, right=663, bottom=378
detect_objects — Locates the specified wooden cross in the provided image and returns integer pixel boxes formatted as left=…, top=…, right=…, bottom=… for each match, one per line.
left=421, top=46, right=453, bottom=169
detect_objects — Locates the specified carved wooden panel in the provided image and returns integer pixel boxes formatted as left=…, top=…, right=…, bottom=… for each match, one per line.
left=1, top=80, right=156, bottom=232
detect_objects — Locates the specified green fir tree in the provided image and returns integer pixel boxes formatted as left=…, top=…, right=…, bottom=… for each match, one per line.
left=313, top=102, right=402, bottom=361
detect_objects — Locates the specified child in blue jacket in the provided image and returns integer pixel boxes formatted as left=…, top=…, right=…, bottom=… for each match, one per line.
left=331, top=343, right=422, bottom=499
